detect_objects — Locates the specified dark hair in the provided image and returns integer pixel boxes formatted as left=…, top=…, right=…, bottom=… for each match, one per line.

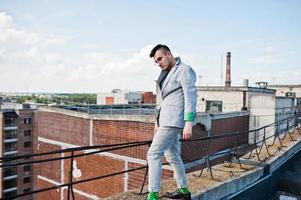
left=149, top=44, right=170, bottom=58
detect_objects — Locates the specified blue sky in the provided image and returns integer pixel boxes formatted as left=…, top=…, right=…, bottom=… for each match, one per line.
left=0, top=0, right=300, bottom=92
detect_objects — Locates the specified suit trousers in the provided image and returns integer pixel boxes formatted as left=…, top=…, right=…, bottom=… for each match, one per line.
left=147, top=126, right=188, bottom=192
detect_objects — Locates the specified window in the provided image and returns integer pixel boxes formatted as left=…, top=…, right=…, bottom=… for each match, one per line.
left=205, top=101, right=223, bottom=113
left=3, top=166, right=17, bottom=177
left=24, top=118, right=32, bottom=124
left=23, top=188, right=31, bottom=193
left=23, top=176, right=31, bottom=183
left=4, top=130, right=18, bottom=140
left=3, top=190, right=17, bottom=198
left=23, top=153, right=31, bottom=160
left=3, top=153, right=18, bottom=164
left=24, top=165, right=31, bottom=172
left=3, top=178, right=17, bottom=190
left=24, top=141, right=31, bottom=148
left=24, top=129, right=31, bottom=137
left=4, top=142, right=17, bottom=152
left=285, top=92, right=296, bottom=97
left=4, top=117, right=17, bottom=127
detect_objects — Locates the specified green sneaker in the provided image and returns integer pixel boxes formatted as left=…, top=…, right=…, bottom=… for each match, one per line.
left=178, top=187, right=190, bottom=194
left=147, top=192, right=159, bottom=200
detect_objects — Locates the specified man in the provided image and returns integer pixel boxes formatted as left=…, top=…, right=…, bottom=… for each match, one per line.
left=147, top=44, right=197, bottom=200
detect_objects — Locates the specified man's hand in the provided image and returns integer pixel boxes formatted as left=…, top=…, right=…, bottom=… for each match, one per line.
left=183, top=121, right=193, bottom=140
left=154, top=123, right=159, bottom=135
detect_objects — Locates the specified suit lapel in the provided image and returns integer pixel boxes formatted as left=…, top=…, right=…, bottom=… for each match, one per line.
left=161, top=65, right=178, bottom=93
left=157, top=70, right=169, bottom=90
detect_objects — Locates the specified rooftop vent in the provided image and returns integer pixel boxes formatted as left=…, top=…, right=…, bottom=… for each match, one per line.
left=256, top=81, right=268, bottom=89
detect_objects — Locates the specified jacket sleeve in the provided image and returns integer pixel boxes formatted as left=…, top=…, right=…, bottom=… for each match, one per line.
left=180, top=65, right=197, bottom=121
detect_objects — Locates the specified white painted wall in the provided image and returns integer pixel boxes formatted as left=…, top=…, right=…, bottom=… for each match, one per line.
left=268, top=86, right=301, bottom=97
left=275, top=97, right=295, bottom=136
left=248, top=92, right=275, bottom=144
left=114, top=93, right=127, bottom=104
left=196, top=88, right=276, bottom=144
left=197, top=90, right=243, bottom=113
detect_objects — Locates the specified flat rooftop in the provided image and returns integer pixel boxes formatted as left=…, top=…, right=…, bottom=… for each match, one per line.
left=48, top=104, right=157, bottom=115
left=197, top=86, right=276, bottom=94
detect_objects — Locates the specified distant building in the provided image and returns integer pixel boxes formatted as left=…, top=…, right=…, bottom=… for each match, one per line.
left=0, top=95, right=17, bottom=104
left=141, top=92, right=156, bottom=104
left=196, top=86, right=276, bottom=143
left=0, top=104, right=36, bottom=199
left=97, top=89, right=155, bottom=105
left=268, top=84, right=301, bottom=117
left=268, top=84, right=301, bottom=98
left=97, top=89, right=141, bottom=105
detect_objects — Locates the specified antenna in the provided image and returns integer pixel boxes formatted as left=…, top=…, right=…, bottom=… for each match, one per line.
left=220, top=53, right=223, bottom=86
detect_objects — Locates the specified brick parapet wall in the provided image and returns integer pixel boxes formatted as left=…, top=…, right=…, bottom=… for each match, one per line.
left=38, top=106, right=155, bottom=122
left=37, top=111, right=90, bottom=146
left=35, top=107, right=249, bottom=199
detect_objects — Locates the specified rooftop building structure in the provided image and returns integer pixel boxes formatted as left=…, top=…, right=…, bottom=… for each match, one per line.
left=0, top=104, right=36, bottom=199
left=32, top=105, right=249, bottom=199
left=97, top=89, right=156, bottom=105
left=268, top=84, right=301, bottom=98
left=197, top=86, right=277, bottom=143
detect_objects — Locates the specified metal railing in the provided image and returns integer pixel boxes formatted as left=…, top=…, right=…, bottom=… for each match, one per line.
left=0, top=114, right=300, bottom=200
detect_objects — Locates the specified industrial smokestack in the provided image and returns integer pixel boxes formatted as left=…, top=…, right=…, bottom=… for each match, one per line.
left=225, top=52, right=231, bottom=87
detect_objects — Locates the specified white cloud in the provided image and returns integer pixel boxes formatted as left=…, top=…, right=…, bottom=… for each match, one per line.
left=56, top=10, right=77, bottom=18
left=0, top=12, right=61, bottom=72
left=265, top=45, right=277, bottom=53
left=250, top=55, right=277, bottom=64
left=0, top=12, right=13, bottom=29
left=42, top=63, right=67, bottom=78
left=293, top=71, right=300, bottom=76
left=45, top=53, right=70, bottom=63
left=81, top=43, right=99, bottom=49
left=234, top=69, right=301, bottom=86
left=69, top=45, right=158, bottom=91
left=0, top=12, right=159, bottom=92
left=0, top=13, right=159, bottom=92
left=250, top=45, right=281, bottom=64
left=45, top=36, right=69, bottom=45
left=1, top=12, right=297, bottom=93
left=0, top=12, right=216, bottom=92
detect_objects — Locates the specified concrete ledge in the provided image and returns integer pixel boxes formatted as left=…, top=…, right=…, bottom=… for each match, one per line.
left=189, top=164, right=264, bottom=200
left=107, top=129, right=301, bottom=200
left=106, top=163, right=263, bottom=200
left=266, top=131, right=301, bottom=172
left=239, top=129, right=301, bottom=173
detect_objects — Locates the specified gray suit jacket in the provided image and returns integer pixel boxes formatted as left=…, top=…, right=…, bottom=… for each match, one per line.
left=157, top=57, right=197, bottom=128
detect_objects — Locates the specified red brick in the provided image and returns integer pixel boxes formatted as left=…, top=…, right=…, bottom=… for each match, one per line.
left=36, top=178, right=61, bottom=200
left=38, top=111, right=90, bottom=146
left=63, top=152, right=125, bottom=198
